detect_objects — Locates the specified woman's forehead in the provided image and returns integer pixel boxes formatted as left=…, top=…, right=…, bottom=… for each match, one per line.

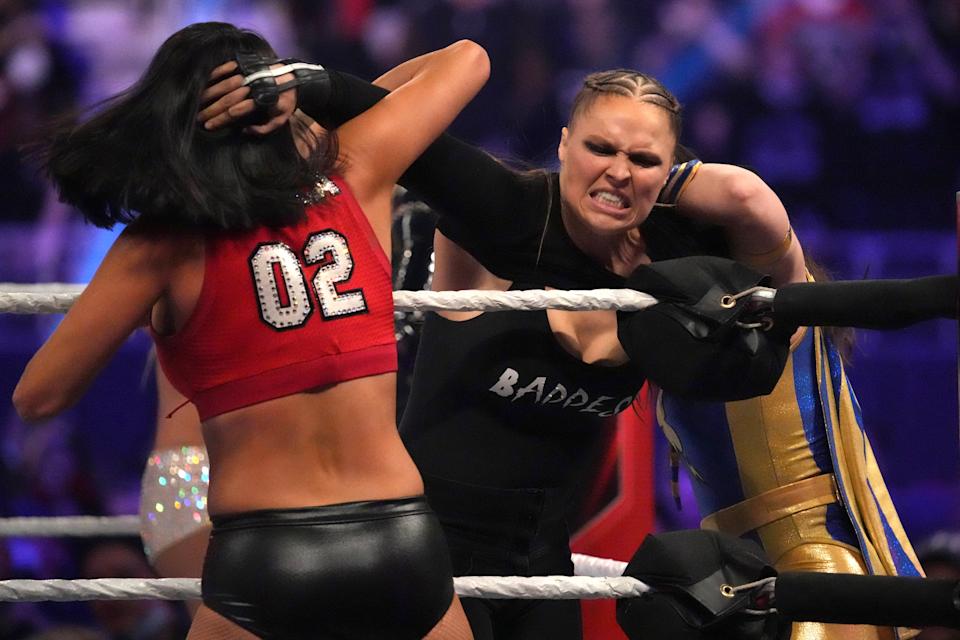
left=570, top=97, right=675, bottom=148
left=572, top=96, right=672, bottom=131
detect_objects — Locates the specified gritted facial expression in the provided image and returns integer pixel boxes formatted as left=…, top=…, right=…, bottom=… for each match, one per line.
left=558, top=95, right=676, bottom=237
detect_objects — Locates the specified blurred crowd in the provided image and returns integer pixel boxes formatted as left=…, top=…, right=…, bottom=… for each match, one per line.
left=3, top=0, right=959, bottom=238
left=1, top=1, right=959, bottom=637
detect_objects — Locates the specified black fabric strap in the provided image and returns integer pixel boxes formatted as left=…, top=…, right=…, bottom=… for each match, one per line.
left=774, top=275, right=957, bottom=329
left=299, top=70, right=386, bottom=128
left=776, top=572, right=960, bottom=628
left=304, top=71, right=522, bottom=218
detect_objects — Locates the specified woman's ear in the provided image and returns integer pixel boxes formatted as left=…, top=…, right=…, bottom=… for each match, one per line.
left=557, top=126, right=569, bottom=164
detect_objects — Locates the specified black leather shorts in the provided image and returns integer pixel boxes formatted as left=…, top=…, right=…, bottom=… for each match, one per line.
left=202, top=496, right=454, bottom=639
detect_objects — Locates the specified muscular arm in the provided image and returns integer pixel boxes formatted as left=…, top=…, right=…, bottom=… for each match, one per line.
left=13, top=223, right=182, bottom=422
left=201, top=56, right=529, bottom=230
left=312, top=67, right=530, bottom=228
left=338, top=40, right=490, bottom=205
left=675, top=164, right=805, bottom=286
left=373, top=49, right=438, bottom=91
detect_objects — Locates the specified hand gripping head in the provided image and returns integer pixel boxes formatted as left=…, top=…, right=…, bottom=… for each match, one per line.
left=231, top=51, right=327, bottom=120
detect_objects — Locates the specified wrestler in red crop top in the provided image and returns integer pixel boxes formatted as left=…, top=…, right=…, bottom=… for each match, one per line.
left=153, top=175, right=397, bottom=420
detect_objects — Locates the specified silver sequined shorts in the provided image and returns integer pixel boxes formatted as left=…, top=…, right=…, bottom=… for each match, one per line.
left=139, top=446, right=211, bottom=561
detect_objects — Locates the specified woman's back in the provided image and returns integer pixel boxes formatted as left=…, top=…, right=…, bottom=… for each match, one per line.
left=15, top=24, right=489, bottom=638
left=152, top=174, right=421, bottom=514
left=203, top=374, right=418, bottom=513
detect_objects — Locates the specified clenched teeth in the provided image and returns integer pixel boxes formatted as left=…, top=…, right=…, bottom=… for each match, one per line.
left=593, top=191, right=627, bottom=208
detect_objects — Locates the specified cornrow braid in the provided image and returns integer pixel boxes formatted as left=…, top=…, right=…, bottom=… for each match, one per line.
left=569, top=69, right=682, bottom=139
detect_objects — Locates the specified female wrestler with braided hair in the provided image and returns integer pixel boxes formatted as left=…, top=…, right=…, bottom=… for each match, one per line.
left=201, top=64, right=952, bottom=639
left=397, top=71, right=947, bottom=640
left=13, top=22, right=489, bottom=640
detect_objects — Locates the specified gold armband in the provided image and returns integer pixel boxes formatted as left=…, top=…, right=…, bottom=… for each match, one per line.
left=739, top=226, right=793, bottom=268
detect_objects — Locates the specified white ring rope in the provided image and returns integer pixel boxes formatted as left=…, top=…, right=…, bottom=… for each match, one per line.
left=0, top=515, right=140, bottom=537
left=572, top=552, right=628, bottom=577
left=0, top=283, right=642, bottom=604
left=0, top=578, right=199, bottom=602
left=454, top=576, right=648, bottom=600
left=0, top=518, right=627, bottom=578
left=0, top=575, right=649, bottom=602
left=0, top=521, right=626, bottom=576
left=0, top=283, right=87, bottom=293
left=0, top=285, right=657, bottom=314
left=394, top=289, right=657, bottom=312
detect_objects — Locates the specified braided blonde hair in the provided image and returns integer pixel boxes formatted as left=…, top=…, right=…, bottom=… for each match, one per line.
left=569, top=69, right=682, bottom=139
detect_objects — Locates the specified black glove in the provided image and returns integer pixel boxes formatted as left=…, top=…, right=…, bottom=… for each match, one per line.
left=233, top=51, right=330, bottom=124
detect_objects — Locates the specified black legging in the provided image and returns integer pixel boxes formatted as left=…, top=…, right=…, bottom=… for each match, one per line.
left=424, top=475, right=583, bottom=640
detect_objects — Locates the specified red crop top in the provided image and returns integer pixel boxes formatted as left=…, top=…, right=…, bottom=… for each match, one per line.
left=153, top=175, right=397, bottom=420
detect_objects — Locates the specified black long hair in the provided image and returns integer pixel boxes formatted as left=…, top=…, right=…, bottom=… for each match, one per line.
left=34, top=22, right=337, bottom=230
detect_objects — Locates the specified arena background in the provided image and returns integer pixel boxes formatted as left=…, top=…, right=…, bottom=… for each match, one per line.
left=0, top=1, right=957, bottom=638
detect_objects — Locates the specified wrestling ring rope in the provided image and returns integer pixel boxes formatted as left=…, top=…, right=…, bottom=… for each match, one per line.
left=0, top=514, right=633, bottom=601
left=0, top=514, right=626, bottom=575
left=4, top=282, right=960, bottom=636
left=0, top=283, right=673, bottom=314
left=0, top=282, right=647, bottom=605
left=0, top=515, right=142, bottom=537
left=0, top=574, right=647, bottom=603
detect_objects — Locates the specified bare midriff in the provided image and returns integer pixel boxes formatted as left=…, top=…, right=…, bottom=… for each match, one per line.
left=200, top=372, right=423, bottom=515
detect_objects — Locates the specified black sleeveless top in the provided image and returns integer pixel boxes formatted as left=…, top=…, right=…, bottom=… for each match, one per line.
left=400, top=302, right=645, bottom=489
left=394, top=135, right=721, bottom=494
left=306, top=71, right=729, bottom=492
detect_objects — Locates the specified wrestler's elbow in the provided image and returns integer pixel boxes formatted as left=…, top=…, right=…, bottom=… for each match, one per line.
left=720, top=167, right=783, bottom=224
left=13, top=383, right=49, bottom=423
left=449, top=39, right=490, bottom=87
left=13, top=374, right=71, bottom=424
